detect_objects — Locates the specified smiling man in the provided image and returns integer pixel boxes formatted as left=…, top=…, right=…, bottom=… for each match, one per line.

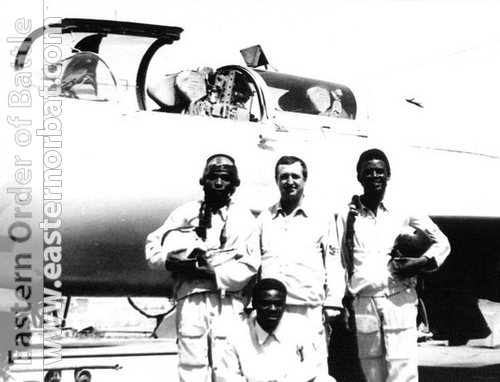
left=216, top=278, right=334, bottom=382
left=337, top=148, right=451, bottom=382
left=257, top=156, right=345, bottom=377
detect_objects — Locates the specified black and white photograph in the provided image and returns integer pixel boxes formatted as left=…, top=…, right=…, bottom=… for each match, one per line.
left=1, top=1, right=500, bottom=381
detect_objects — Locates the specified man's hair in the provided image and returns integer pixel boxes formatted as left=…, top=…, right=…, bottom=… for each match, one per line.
left=274, top=156, right=308, bottom=181
left=252, top=278, right=287, bottom=302
left=356, top=148, right=391, bottom=177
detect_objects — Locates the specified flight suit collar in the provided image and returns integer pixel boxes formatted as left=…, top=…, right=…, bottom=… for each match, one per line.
left=199, top=200, right=230, bottom=221
left=357, top=197, right=389, bottom=216
left=273, top=196, right=310, bottom=219
left=254, top=317, right=284, bottom=345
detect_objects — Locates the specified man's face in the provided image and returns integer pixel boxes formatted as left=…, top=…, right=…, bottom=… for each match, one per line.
left=358, top=159, right=390, bottom=196
left=202, top=156, right=237, bottom=201
left=203, top=168, right=233, bottom=199
left=276, top=162, right=306, bottom=203
left=254, top=289, right=286, bottom=333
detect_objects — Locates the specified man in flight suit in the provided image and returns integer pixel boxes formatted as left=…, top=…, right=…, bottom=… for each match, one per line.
left=145, top=154, right=260, bottom=382
left=338, top=148, right=450, bottom=382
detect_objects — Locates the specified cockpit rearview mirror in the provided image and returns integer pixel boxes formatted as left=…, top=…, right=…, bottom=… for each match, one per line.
left=240, top=45, right=269, bottom=68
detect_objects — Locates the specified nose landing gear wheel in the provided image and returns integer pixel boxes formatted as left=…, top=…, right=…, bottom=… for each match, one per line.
left=44, top=370, right=62, bottom=382
left=74, top=369, right=92, bottom=382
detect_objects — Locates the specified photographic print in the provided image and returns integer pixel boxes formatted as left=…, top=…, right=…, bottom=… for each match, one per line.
left=1, top=1, right=500, bottom=381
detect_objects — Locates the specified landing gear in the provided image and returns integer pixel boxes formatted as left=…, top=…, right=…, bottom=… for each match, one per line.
left=42, top=365, right=120, bottom=382
left=74, top=369, right=92, bottom=382
left=44, top=369, right=93, bottom=382
left=44, top=370, right=62, bottom=382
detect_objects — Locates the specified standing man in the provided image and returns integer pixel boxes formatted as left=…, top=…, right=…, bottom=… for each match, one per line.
left=216, top=278, right=334, bottom=382
left=338, top=148, right=450, bottom=382
left=258, top=156, right=345, bottom=374
left=145, top=154, right=260, bottom=382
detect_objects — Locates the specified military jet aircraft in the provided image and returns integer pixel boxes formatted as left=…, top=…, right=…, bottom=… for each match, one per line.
left=5, top=18, right=500, bottom=346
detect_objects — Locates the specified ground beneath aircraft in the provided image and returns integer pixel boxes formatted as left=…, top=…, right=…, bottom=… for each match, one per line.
left=9, top=297, right=500, bottom=382
left=10, top=339, right=500, bottom=382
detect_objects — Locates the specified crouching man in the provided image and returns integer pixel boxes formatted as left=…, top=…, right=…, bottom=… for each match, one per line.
left=216, top=278, right=335, bottom=382
left=145, top=154, right=260, bottom=382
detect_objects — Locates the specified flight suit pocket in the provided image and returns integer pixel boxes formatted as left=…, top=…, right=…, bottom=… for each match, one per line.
left=355, top=314, right=382, bottom=358
left=210, top=334, right=228, bottom=374
left=178, top=324, right=208, bottom=367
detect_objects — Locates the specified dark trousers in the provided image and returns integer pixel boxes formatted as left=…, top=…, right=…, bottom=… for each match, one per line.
left=327, top=300, right=366, bottom=382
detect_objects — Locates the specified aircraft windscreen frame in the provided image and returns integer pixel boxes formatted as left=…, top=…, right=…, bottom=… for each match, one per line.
left=256, top=70, right=357, bottom=119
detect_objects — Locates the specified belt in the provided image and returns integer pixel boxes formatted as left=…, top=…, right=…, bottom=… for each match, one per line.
left=357, top=284, right=412, bottom=298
